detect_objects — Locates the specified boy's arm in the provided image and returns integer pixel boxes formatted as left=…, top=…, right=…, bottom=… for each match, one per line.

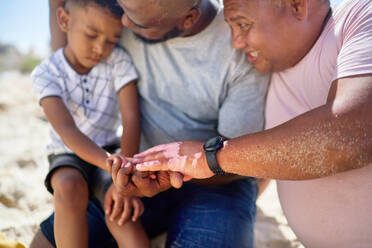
left=49, top=0, right=66, bottom=51
left=117, top=81, right=140, bottom=157
left=118, top=81, right=140, bottom=157
left=41, top=96, right=110, bottom=170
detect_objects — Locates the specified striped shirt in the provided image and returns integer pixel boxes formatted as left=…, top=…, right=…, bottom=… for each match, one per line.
left=31, top=47, right=138, bottom=155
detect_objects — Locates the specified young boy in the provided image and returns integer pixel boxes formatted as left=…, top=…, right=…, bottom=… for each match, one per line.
left=31, top=0, right=150, bottom=247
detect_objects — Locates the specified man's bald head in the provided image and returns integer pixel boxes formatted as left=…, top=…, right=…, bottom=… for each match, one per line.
left=118, top=0, right=207, bottom=42
left=147, top=0, right=201, bottom=20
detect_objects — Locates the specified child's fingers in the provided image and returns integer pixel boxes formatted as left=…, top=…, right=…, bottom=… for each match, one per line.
left=110, top=198, right=123, bottom=221
left=131, top=199, right=143, bottom=222
left=111, top=157, right=122, bottom=184
left=103, top=194, right=113, bottom=215
left=106, top=158, right=114, bottom=174
left=119, top=198, right=132, bottom=226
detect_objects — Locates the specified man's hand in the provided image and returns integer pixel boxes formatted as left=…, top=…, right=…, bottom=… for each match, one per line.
left=133, top=141, right=215, bottom=179
left=103, top=184, right=144, bottom=226
left=106, top=153, right=184, bottom=197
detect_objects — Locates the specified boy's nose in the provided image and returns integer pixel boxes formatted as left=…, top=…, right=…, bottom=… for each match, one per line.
left=121, top=13, right=131, bottom=28
left=93, top=42, right=104, bottom=55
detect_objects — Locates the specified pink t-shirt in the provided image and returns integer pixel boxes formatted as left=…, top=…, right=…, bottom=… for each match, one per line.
left=265, top=0, right=372, bottom=247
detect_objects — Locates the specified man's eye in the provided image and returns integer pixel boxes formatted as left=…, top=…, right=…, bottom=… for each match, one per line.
left=238, top=23, right=251, bottom=32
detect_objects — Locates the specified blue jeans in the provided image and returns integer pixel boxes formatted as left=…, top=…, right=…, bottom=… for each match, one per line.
left=41, top=178, right=258, bottom=248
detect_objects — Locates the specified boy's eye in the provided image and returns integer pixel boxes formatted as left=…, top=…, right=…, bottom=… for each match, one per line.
left=85, top=33, right=97, bottom=39
left=106, top=40, right=117, bottom=46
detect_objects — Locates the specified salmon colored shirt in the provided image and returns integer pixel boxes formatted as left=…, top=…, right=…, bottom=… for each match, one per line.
left=265, top=0, right=372, bottom=247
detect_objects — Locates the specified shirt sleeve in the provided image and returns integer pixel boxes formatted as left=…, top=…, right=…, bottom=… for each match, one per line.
left=30, top=60, right=63, bottom=104
left=218, top=54, right=269, bottom=139
left=336, top=1, right=372, bottom=79
left=111, top=47, right=139, bottom=92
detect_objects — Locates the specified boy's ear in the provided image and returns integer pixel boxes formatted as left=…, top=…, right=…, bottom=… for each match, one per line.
left=56, top=6, right=70, bottom=32
left=288, top=0, right=308, bottom=20
left=180, top=8, right=201, bottom=30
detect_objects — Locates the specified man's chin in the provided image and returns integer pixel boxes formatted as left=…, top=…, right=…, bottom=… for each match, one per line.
left=133, top=33, right=167, bottom=44
left=133, top=27, right=182, bottom=44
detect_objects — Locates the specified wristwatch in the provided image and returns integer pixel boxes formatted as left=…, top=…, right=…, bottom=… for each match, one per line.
left=203, top=136, right=227, bottom=175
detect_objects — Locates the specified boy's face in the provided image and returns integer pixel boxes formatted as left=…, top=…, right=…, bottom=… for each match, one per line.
left=58, top=3, right=123, bottom=74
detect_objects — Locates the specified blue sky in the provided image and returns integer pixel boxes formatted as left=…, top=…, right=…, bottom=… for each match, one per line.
left=0, top=0, right=49, bottom=56
left=0, top=0, right=344, bottom=57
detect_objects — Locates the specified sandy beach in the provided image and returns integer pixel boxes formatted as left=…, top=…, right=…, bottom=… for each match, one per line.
left=0, top=70, right=303, bottom=247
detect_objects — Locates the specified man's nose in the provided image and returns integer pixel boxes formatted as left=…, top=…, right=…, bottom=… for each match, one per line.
left=231, top=30, right=247, bottom=50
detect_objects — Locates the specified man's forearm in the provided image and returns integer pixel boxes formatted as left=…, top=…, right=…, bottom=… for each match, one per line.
left=191, top=174, right=247, bottom=185
left=49, top=0, right=67, bottom=51
left=217, top=102, right=372, bottom=180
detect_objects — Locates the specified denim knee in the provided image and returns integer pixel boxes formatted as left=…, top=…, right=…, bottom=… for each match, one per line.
left=166, top=178, right=258, bottom=248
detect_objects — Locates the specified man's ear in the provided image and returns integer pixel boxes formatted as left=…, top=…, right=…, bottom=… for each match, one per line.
left=56, top=6, right=70, bottom=32
left=288, top=0, right=308, bottom=20
left=181, top=8, right=201, bottom=30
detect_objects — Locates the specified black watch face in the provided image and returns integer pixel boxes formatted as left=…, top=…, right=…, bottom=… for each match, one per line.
left=204, top=136, right=223, bottom=152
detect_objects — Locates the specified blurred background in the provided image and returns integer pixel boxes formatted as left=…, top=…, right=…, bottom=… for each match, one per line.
left=0, top=0, right=345, bottom=247
left=0, top=0, right=344, bottom=71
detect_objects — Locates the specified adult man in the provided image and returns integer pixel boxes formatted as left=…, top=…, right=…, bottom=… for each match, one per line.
left=134, top=0, right=372, bottom=247
left=31, top=0, right=269, bottom=247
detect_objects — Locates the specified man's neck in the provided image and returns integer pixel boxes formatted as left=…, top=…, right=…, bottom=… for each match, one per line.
left=182, top=0, right=218, bottom=37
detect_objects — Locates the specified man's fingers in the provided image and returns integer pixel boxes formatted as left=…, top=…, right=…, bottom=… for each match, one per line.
left=155, top=171, right=174, bottom=192
left=116, top=166, right=132, bottom=187
left=132, top=172, right=156, bottom=197
left=183, top=175, right=192, bottom=181
left=135, top=160, right=165, bottom=172
left=133, top=144, right=167, bottom=158
left=169, top=172, right=184, bottom=189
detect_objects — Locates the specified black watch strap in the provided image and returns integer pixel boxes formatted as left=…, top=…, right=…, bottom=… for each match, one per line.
left=203, top=136, right=227, bottom=175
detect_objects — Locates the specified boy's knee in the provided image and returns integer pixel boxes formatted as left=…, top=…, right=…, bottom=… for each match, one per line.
left=51, top=167, right=89, bottom=207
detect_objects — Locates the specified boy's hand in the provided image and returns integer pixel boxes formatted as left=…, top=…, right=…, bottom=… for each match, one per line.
left=106, top=153, right=128, bottom=175
left=107, top=153, right=185, bottom=197
left=103, top=184, right=144, bottom=226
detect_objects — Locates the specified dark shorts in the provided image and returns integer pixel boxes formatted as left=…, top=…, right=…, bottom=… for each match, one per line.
left=40, top=197, right=118, bottom=248
left=41, top=174, right=258, bottom=248
left=44, top=143, right=119, bottom=195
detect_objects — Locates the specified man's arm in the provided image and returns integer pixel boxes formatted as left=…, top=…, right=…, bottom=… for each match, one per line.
left=217, top=75, right=372, bottom=179
left=49, top=0, right=66, bottom=51
left=134, top=75, right=372, bottom=180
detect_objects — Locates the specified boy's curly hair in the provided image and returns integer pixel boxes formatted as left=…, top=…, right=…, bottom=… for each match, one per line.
left=65, top=0, right=123, bottom=18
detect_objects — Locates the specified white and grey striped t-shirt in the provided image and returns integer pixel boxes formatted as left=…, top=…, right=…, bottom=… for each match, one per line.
left=31, top=47, right=138, bottom=155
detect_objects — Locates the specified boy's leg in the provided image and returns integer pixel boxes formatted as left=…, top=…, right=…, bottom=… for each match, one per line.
left=51, top=167, right=89, bottom=248
left=30, top=229, right=53, bottom=248
left=106, top=217, right=150, bottom=248
left=35, top=199, right=118, bottom=248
